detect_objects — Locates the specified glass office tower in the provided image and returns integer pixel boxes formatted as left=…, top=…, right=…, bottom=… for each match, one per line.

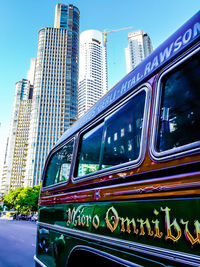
left=78, top=30, right=107, bottom=118
left=125, top=30, right=153, bottom=73
left=26, top=4, right=80, bottom=186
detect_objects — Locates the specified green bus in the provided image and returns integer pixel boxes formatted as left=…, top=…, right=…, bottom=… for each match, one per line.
left=35, top=11, right=200, bottom=266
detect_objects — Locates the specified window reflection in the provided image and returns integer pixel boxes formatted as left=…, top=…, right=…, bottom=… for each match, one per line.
left=77, top=123, right=104, bottom=176
left=101, top=91, right=146, bottom=169
left=44, top=139, right=74, bottom=186
left=156, top=52, right=200, bottom=152
left=76, top=90, right=146, bottom=177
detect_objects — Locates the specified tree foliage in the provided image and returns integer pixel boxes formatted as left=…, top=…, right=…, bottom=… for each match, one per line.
left=3, top=185, right=41, bottom=214
left=4, top=187, right=24, bottom=210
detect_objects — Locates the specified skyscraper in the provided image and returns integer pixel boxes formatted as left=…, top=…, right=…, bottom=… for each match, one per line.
left=78, top=30, right=107, bottom=118
left=1, top=139, right=9, bottom=195
left=125, top=30, right=153, bottom=73
left=25, top=4, right=80, bottom=186
left=2, top=79, right=33, bottom=192
left=27, top=58, right=36, bottom=85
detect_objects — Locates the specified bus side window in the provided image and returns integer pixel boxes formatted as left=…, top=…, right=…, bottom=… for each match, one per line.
left=75, top=89, right=147, bottom=178
left=156, top=51, right=200, bottom=153
left=43, top=139, right=74, bottom=187
left=76, top=123, right=104, bottom=177
left=101, top=90, right=146, bottom=169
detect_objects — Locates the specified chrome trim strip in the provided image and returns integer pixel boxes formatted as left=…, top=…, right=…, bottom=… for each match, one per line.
left=34, top=255, right=47, bottom=267
left=104, top=180, right=200, bottom=196
left=40, top=171, right=200, bottom=201
left=38, top=222, right=200, bottom=266
left=150, top=45, right=200, bottom=162
left=72, top=83, right=152, bottom=183
left=68, top=245, right=142, bottom=267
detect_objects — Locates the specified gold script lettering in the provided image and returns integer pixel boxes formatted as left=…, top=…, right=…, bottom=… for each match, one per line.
left=137, top=218, right=154, bottom=236
left=105, top=207, right=119, bottom=232
left=180, top=219, right=200, bottom=245
left=152, top=219, right=163, bottom=238
left=119, top=217, right=138, bottom=234
left=66, top=208, right=77, bottom=226
left=161, top=207, right=181, bottom=242
left=85, top=215, right=92, bottom=227
left=92, top=215, right=100, bottom=229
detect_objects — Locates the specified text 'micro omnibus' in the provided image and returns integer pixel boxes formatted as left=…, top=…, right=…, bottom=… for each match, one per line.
left=35, top=11, right=200, bottom=267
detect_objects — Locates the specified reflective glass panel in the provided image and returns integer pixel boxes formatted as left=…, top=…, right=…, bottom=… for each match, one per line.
left=75, top=90, right=146, bottom=177
left=101, top=91, right=146, bottom=169
left=76, top=123, right=104, bottom=176
left=156, top=51, right=200, bottom=152
left=44, top=139, right=74, bottom=187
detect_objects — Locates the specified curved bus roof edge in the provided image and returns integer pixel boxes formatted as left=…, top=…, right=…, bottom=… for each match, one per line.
left=56, top=11, right=200, bottom=148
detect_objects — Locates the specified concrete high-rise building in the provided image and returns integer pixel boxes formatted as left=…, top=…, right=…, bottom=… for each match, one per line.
left=1, top=138, right=9, bottom=195
left=2, top=79, right=33, bottom=192
left=27, top=58, right=36, bottom=85
left=1, top=165, right=8, bottom=195
left=78, top=30, right=107, bottom=118
left=25, top=4, right=80, bottom=186
left=125, top=30, right=153, bottom=73
left=10, top=85, right=33, bottom=190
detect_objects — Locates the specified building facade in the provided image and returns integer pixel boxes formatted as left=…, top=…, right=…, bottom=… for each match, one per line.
left=25, top=4, right=80, bottom=186
left=2, top=80, right=33, bottom=192
left=1, top=139, right=9, bottom=195
left=78, top=30, right=107, bottom=118
left=27, top=58, right=36, bottom=85
left=125, top=30, right=153, bottom=73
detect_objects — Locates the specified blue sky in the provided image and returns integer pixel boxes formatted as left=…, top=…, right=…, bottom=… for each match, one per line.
left=0, top=0, right=199, bottom=173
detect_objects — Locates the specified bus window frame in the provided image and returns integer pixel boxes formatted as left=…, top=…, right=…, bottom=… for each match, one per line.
left=72, top=83, right=152, bottom=183
left=42, top=136, right=76, bottom=190
left=150, top=46, right=200, bottom=162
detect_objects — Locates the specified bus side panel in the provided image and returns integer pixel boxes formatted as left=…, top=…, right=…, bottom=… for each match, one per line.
left=36, top=197, right=200, bottom=266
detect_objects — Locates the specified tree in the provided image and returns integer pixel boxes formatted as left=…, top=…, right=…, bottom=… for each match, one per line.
left=4, top=187, right=24, bottom=210
left=3, top=185, right=41, bottom=214
left=16, top=185, right=41, bottom=214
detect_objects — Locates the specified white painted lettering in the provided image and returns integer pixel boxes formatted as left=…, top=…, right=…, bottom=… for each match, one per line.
left=110, top=90, right=116, bottom=102
left=144, top=62, right=151, bottom=76
left=127, top=79, right=132, bottom=89
left=183, top=28, right=192, bottom=44
left=193, top=22, right=200, bottom=37
left=130, top=76, right=136, bottom=87
left=151, top=56, right=159, bottom=71
left=121, top=81, right=127, bottom=94
left=159, top=42, right=174, bottom=63
left=173, top=36, right=182, bottom=52
left=136, top=72, right=142, bottom=81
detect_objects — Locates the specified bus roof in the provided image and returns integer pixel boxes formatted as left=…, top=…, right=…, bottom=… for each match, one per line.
left=56, top=11, right=200, bottom=147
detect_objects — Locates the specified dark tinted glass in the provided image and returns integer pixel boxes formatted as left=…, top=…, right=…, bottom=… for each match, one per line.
left=75, top=90, right=146, bottom=177
left=76, top=123, right=104, bottom=176
left=156, top=52, right=200, bottom=152
left=101, top=91, right=146, bottom=169
left=44, top=139, right=74, bottom=187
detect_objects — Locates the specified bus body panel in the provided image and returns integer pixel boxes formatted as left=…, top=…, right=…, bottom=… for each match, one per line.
left=37, top=196, right=200, bottom=266
left=35, top=11, right=200, bottom=267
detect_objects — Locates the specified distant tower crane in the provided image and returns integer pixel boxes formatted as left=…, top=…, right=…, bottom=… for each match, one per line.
left=103, top=26, right=133, bottom=47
